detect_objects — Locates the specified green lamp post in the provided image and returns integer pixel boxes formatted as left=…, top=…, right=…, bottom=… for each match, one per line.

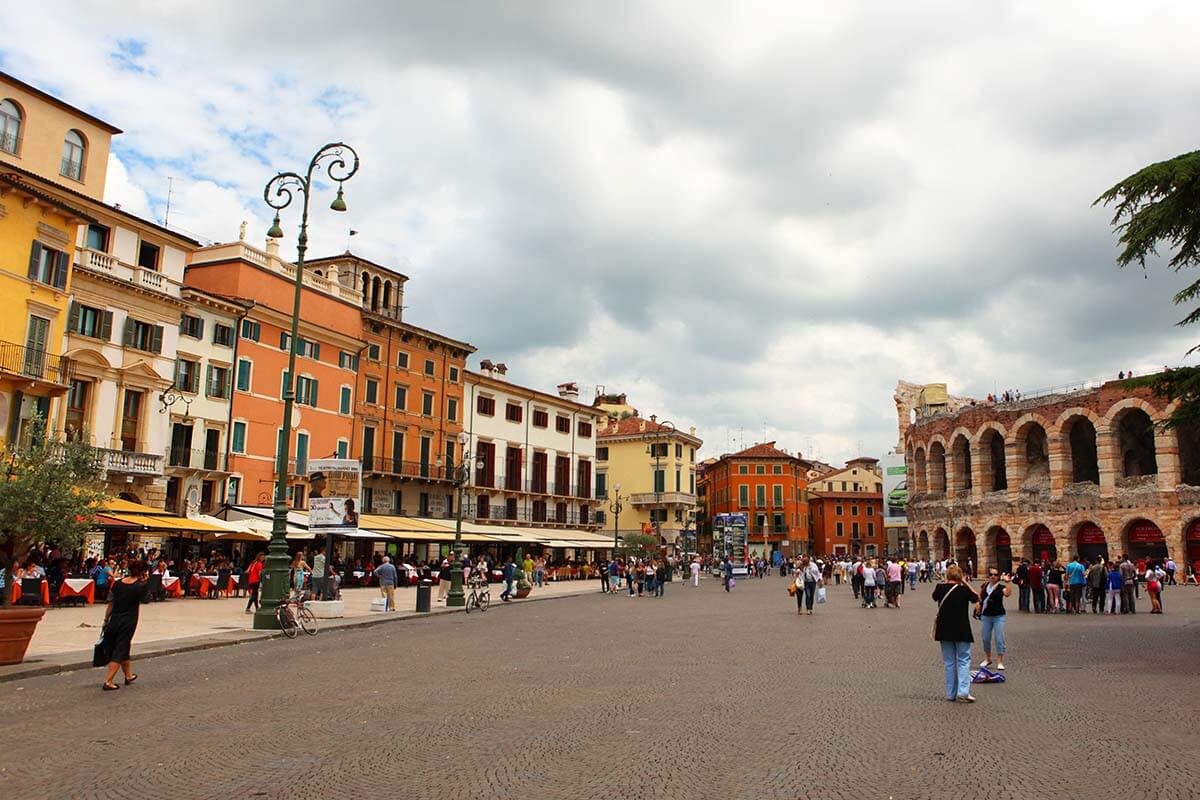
left=443, top=432, right=483, bottom=608
left=253, top=143, right=360, bottom=630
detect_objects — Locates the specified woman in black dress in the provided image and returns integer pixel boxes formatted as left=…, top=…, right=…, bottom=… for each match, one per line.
left=101, top=559, right=147, bottom=691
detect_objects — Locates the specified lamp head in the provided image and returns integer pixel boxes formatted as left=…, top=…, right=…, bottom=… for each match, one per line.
left=267, top=214, right=284, bottom=239
left=330, top=183, right=348, bottom=212
left=458, top=431, right=468, bottom=446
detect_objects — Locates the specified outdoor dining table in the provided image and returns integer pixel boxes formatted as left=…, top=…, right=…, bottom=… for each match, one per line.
left=11, top=579, right=50, bottom=605
left=161, top=576, right=182, bottom=597
left=58, top=577, right=95, bottom=605
left=190, top=575, right=221, bottom=597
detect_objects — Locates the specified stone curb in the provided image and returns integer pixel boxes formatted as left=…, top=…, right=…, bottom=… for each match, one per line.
left=0, top=586, right=594, bottom=684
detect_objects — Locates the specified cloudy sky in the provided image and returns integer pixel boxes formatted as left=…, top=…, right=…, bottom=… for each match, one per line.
left=4, top=2, right=1198, bottom=464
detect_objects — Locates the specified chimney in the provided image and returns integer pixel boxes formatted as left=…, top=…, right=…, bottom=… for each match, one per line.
left=479, top=359, right=494, bottom=376
left=689, top=426, right=696, bottom=437
left=650, top=414, right=657, bottom=423
left=495, top=363, right=507, bottom=377
left=265, top=236, right=280, bottom=259
left=557, top=381, right=579, bottom=401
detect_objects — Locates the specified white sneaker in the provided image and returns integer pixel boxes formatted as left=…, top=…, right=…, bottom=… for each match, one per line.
left=980, top=659, right=990, bottom=668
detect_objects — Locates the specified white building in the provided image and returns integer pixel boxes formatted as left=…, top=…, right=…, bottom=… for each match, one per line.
left=463, top=364, right=601, bottom=530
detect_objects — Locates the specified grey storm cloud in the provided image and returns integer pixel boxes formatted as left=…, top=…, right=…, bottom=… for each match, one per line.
left=3, top=0, right=1199, bottom=463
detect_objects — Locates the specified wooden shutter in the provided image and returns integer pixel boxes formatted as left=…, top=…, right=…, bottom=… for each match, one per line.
left=27, top=241, right=42, bottom=280
left=174, top=359, right=184, bottom=389
left=196, top=318, right=205, bottom=339
left=100, top=310, right=113, bottom=341
left=67, top=302, right=80, bottom=333
left=279, top=331, right=288, bottom=350
left=150, top=325, right=164, bottom=354
left=310, top=378, right=318, bottom=406
left=122, top=317, right=135, bottom=346
left=204, top=364, right=214, bottom=396
left=281, top=369, right=290, bottom=399
left=53, top=250, right=69, bottom=289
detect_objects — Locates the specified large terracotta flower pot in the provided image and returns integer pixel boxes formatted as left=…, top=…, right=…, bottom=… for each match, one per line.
left=514, top=586, right=532, bottom=599
left=0, top=606, right=45, bottom=665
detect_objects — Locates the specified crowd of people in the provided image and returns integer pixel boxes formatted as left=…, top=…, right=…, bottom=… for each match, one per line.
left=1010, top=554, right=1171, bottom=615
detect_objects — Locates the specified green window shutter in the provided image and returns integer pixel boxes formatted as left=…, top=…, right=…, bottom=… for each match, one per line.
left=27, top=241, right=42, bottom=280
left=196, top=318, right=205, bottom=339
left=312, top=342, right=320, bottom=361
left=236, top=360, right=250, bottom=392
left=174, top=359, right=183, bottom=389
left=178, top=315, right=186, bottom=333
left=190, top=363, right=200, bottom=393
left=122, top=317, right=135, bottom=346
left=281, top=370, right=290, bottom=399
left=100, top=310, right=113, bottom=340
left=53, top=250, right=69, bottom=289
left=310, top=378, right=318, bottom=407
left=232, top=421, right=245, bottom=453
left=150, top=325, right=164, bottom=354
left=204, top=364, right=214, bottom=396
left=279, top=331, right=288, bottom=350
left=340, top=386, right=351, bottom=414
left=67, top=302, right=80, bottom=333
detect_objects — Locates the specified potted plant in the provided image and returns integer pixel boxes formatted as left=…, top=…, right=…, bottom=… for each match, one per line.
left=514, top=570, right=533, bottom=599
left=0, top=419, right=108, bottom=664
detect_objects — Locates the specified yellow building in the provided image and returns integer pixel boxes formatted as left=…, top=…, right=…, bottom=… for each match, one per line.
left=594, top=395, right=703, bottom=549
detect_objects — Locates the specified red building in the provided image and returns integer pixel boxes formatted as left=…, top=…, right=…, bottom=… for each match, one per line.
left=701, top=442, right=813, bottom=559
left=807, top=458, right=885, bottom=557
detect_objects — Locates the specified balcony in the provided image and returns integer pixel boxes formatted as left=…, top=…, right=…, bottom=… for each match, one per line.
left=165, top=446, right=227, bottom=473
left=192, top=242, right=362, bottom=303
left=74, top=247, right=182, bottom=299
left=629, top=491, right=697, bottom=506
left=0, top=341, right=74, bottom=390
left=94, top=447, right=164, bottom=476
left=462, top=502, right=599, bottom=528
left=361, top=456, right=456, bottom=482
left=471, top=475, right=590, bottom=497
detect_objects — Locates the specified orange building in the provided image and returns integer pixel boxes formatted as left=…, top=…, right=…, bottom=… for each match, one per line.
left=306, top=253, right=475, bottom=518
left=701, top=442, right=813, bottom=559
left=807, top=458, right=885, bottom=557
left=184, top=240, right=365, bottom=507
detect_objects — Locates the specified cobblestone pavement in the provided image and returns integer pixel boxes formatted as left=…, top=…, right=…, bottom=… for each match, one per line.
left=2, top=575, right=1198, bottom=800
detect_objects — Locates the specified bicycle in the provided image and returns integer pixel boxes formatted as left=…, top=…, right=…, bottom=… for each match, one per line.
left=276, top=592, right=318, bottom=638
left=465, top=579, right=490, bottom=613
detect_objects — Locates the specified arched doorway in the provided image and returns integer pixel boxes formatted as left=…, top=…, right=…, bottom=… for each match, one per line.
left=990, top=527, right=1012, bottom=573
left=1187, top=519, right=1200, bottom=578
left=1027, top=524, right=1056, bottom=564
left=1124, top=519, right=1167, bottom=570
left=918, top=530, right=930, bottom=561
left=1076, top=522, right=1107, bottom=563
left=934, top=528, right=949, bottom=560
left=955, top=528, right=978, bottom=575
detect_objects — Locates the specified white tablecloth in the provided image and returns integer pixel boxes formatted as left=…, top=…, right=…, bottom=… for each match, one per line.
left=63, top=578, right=94, bottom=592
left=161, top=576, right=180, bottom=590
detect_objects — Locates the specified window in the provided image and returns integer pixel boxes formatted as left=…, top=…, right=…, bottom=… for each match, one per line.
left=578, top=421, right=592, bottom=438
left=180, top=314, right=204, bottom=339
left=867, top=522, right=875, bottom=536
left=396, top=351, right=409, bottom=369
left=424, top=359, right=435, bottom=376
left=476, top=396, right=495, bottom=416
left=65, top=379, right=89, bottom=435
left=773, top=464, right=783, bottom=475
left=690, top=447, right=695, bottom=463
left=338, top=386, right=352, bottom=415
left=533, top=410, right=548, bottom=428
left=422, top=392, right=434, bottom=416
left=175, top=359, right=200, bottom=393
left=773, top=513, right=786, bottom=534
left=596, top=472, right=607, bottom=499
left=231, top=421, right=247, bottom=454
left=649, top=442, right=668, bottom=458
left=597, top=446, right=609, bottom=461
left=339, top=351, right=358, bottom=370
left=756, top=465, right=766, bottom=475
left=756, top=485, right=766, bottom=507
left=835, top=504, right=843, bottom=516
left=68, top=302, right=112, bottom=339
left=505, top=403, right=522, bottom=423
left=773, top=485, right=783, bottom=507
left=851, top=504, right=859, bottom=516
left=477, top=495, right=490, bottom=520
left=27, top=242, right=68, bottom=288
left=654, top=469, right=666, bottom=493
left=137, top=240, right=160, bottom=271
left=123, top=318, right=163, bottom=353
left=836, top=521, right=844, bottom=536
left=447, top=397, right=458, bottom=421
left=0, top=99, right=21, bottom=154
left=738, top=485, right=749, bottom=507
left=504, top=498, right=518, bottom=520
left=279, top=333, right=318, bottom=359
left=367, top=343, right=381, bottom=361
left=580, top=505, right=590, bottom=525
left=236, top=359, right=252, bottom=392
left=840, top=481, right=847, bottom=491
left=226, top=476, right=241, bottom=504
left=61, top=130, right=84, bottom=180
left=206, top=365, right=230, bottom=399
left=85, top=224, right=109, bottom=252
left=295, top=376, right=319, bottom=407
left=555, top=415, right=570, bottom=433
left=240, top=319, right=260, bottom=341
left=336, top=440, right=349, bottom=459
left=738, top=465, right=748, bottom=475
left=365, top=379, right=379, bottom=405
left=675, top=468, right=681, bottom=491
left=852, top=522, right=859, bottom=536
left=690, top=472, right=695, bottom=493
left=449, top=366, right=459, bottom=383
left=213, top=323, right=234, bottom=347
left=295, top=431, right=309, bottom=475
left=394, top=385, right=407, bottom=410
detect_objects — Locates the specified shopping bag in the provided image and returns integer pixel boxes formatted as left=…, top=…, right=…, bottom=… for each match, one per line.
left=816, top=586, right=827, bottom=604
left=92, top=630, right=111, bottom=668
left=729, top=578, right=736, bottom=588
left=970, top=667, right=1005, bottom=684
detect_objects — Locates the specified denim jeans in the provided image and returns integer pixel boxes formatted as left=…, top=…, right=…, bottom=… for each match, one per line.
left=803, top=581, right=816, bottom=610
left=655, top=579, right=664, bottom=597
left=940, top=640, right=973, bottom=699
left=1031, top=588, right=1045, bottom=613
left=863, top=585, right=875, bottom=605
left=909, top=574, right=917, bottom=589
left=1018, top=584, right=1030, bottom=611
left=979, top=614, right=1006, bottom=657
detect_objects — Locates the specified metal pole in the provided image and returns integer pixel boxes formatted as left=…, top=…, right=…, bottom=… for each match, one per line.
left=447, top=455, right=466, bottom=607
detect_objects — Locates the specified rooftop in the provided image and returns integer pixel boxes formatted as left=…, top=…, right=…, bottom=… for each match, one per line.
left=0, top=70, right=123, bottom=134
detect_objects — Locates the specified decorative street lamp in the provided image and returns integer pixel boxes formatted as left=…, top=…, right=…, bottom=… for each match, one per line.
left=643, top=420, right=675, bottom=548
left=253, top=143, right=359, bottom=630
left=440, top=431, right=484, bottom=608
left=608, top=482, right=625, bottom=555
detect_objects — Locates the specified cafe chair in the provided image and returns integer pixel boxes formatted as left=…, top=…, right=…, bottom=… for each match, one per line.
left=144, top=573, right=163, bottom=602
left=18, top=578, right=45, bottom=606
left=213, top=573, right=231, bottom=598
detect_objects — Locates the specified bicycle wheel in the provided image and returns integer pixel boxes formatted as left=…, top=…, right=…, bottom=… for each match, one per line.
left=465, top=591, right=474, bottom=614
left=478, top=590, right=490, bottom=612
left=276, top=604, right=299, bottom=639
left=297, top=606, right=318, bottom=636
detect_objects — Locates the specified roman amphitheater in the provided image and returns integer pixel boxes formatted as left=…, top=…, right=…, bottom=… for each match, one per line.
left=901, top=379, right=1199, bottom=575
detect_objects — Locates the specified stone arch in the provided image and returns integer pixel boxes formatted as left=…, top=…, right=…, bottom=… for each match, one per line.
left=1109, top=405, right=1158, bottom=478
left=361, top=270, right=370, bottom=302
left=1009, top=414, right=1051, bottom=493
left=984, top=524, right=1012, bottom=573
left=370, top=276, right=382, bottom=311
left=1182, top=516, right=1200, bottom=575
left=918, top=529, right=930, bottom=560
left=913, top=446, right=927, bottom=495
left=933, top=527, right=950, bottom=560
left=1022, top=522, right=1058, bottom=564
left=1069, top=518, right=1109, bottom=563
left=382, top=279, right=393, bottom=310
left=973, top=422, right=1008, bottom=493
left=1117, top=515, right=1168, bottom=567
left=1056, top=409, right=1100, bottom=485
left=928, top=439, right=947, bottom=493
left=954, top=526, right=978, bottom=574
left=949, top=432, right=973, bottom=498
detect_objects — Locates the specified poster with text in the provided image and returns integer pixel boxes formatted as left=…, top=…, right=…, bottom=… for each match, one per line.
left=882, top=451, right=907, bottom=529
left=307, top=458, right=362, bottom=533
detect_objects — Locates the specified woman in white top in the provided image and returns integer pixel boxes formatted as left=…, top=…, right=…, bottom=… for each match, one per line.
left=861, top=559, right=878, bottom=609
left=793, top=556, right=824, bottom=615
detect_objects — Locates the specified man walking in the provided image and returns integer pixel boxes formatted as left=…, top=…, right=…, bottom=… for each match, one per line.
left=691, top=557, right=701, bottom=587
left=375, top=555, right=398, bottom=611
left=244, top=551, right=265, bottom=613
left=1028, top=559, right=1045, bottom=613
left=1087, top=557, right=1107, bottom=614
left=1065, top=554, right=1086, bottom=613
left=723, top=557, right=733, bottom=592
left=1119, top=554, right=1137, bottom=613
left=655, top=561, right=666, bottom=597
left=1166, top=557, right=1177, bottom=585
left=312, top=544, right=327, bottom=601
left=599, top=559, right=611, bottom=593
left=501, top=555, right=517, bottom=602
left=1016, top=559, right=1030, bottom=612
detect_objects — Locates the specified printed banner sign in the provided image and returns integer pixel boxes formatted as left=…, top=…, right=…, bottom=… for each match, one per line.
left=882, top=452, right=907, bottom=529
left=307, top=458, right=362, bottom=532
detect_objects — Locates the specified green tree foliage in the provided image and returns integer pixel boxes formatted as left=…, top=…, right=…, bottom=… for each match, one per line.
left=0, top=420, right=108, bottom=606
left=619, top=532, right=659, bottom=559
left=1096, top=149, right=1200, bottom=426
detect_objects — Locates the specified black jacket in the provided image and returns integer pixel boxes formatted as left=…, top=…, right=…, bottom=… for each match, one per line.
left=932, top=582, right=979, bottom=643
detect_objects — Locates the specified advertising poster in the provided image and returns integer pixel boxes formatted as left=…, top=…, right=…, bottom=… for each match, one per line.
left=307, top=458, right=362, bottom=533
left=882, top=451, right=907, bottom=530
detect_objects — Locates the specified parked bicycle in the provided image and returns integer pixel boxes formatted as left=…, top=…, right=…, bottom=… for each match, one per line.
left=465, top=576, right=490, bottom=614
left=276, top=592, right=318, bottom=638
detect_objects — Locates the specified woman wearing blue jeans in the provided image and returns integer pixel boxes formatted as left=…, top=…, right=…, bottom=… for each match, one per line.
left=932, top=566, right=980, bottom=702
left=976, top=567, right=1011, bottom=670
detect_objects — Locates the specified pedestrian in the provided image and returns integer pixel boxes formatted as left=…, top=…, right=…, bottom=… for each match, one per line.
left=976, top=567, right=1010, bottom=671
left=311, top=543, right=328, bottom=601
left=500, top=555, right=517, bottom=601
left=375, top=555, right=398, bottom=611
left=1105, top=561, right=1122, bottom=614
left=886, top=559, right=903, bottom=607
left=1165, top=557, right=1177, bottom=586
left=797, top=556, right=822, bottom=615
left=1087, top=557, right=1107, bottom=614
left=1015, top=559, right=1030, bottom=612
left=244, top=551, right=265, bottom=613
left=1046, top=560, right=1064, bottom=613
left=1028, top=559, right=1045, bottom=613
left=1145, top=561, right=1163, bottom=613
left=690, top=557, right=701, bottom=587
left=655, top=561, right=666, bottom=597
left=1065, top=554, right=1086, bottom=613
left=723, top=557, right=733, bottom=592
left=908, top=559, right=918, bottom=590
left=100, top=559, right=148, bottom=691
left=932, top=565, right=980, bottom=703
left=861, top=559, right=877, bottom=608
left=1119, top=554, right=1137, bottom=613
left=851, top=557, right=863, bottom=599
left=599, top=559, right=611, bottom=593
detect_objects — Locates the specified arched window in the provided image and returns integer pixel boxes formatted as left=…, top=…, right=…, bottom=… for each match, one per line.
left=371, top=276, right=381, bottom=312
left=61, top=130, right=85, bottom=180
left=0, top=99, right=21, bottom=154
left=361, top=270, right=370, bottom=303
left=382, top=280, right=392, bottom=309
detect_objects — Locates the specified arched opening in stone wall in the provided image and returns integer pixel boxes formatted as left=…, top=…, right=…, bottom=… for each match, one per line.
left=1187, top=519, right=1200, bottom=576
left=1075, top=521, right=1107, bottom=563
left=1024, top=523, right=1057, bottom=564
left=955, top=528, right=978, bottom=574
left=980, top=429, right=1007, bottom=492
left=987, top=526, right=1012, bottom=573
left=1123, top=518, right=1167, bottom=569
left=1115, top=408, right=1157, bottom=477
left=913, top=448, right=927, bottom=494
left=951, top=434, right=972, bottom=496
left=1178, top=422, right=1200, bottom=486
left=370, top=276, right=382, bottom=312
left=1065, top=417, right=1099, bottom=484
left=928, top=442, right=946, bottom=493
left=934, top=528, right=949, bottom=560
left=918, top=530, right=930, bottom=560
left=1023, top=423, right=1049, bottom=486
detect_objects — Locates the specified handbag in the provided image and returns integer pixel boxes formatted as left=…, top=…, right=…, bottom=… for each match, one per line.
left=92, top=626, right=111, bottom=668
left=931, top=584, right=959, bottom=640
left=816, top=586, right=827, bottom=604
left=787, top=583, right=798, bottom=597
